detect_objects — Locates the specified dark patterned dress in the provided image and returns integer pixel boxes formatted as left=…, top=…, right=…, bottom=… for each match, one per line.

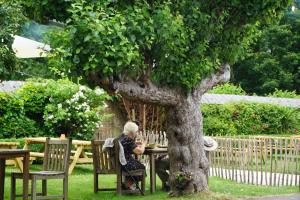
left=118, top=134, right=145, bottom=181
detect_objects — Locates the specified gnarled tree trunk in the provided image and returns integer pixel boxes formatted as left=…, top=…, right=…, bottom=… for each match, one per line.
left=167, top=98, right=209, bottom=195
left=89, top=64, right=230, bottom=195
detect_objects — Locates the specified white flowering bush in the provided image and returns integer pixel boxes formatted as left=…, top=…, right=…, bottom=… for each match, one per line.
left=43, top=79, right=110, bottom=140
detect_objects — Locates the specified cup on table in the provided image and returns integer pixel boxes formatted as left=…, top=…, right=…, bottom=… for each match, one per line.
left=135, top=135, right=143, bottom=145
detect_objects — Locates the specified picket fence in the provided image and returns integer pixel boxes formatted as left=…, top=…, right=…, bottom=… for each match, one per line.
left=209, top=136, right=300, bottom=189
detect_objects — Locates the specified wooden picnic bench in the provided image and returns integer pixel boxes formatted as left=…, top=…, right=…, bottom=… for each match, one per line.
left=23, top=137, right=92, bottom=174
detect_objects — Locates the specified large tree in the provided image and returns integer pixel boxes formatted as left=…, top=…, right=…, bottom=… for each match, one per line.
left=45, top=0, right=290, bottom=195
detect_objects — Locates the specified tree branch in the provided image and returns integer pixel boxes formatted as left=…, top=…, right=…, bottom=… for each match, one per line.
left=193, top=63, right=231, bottom=99
left=88, top=70, right=182, bottom=106
left=113, top=80, right=182, bottom=106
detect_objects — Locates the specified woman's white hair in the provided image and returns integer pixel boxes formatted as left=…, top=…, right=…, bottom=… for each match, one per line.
left=123, top=121, right=139, bottom=135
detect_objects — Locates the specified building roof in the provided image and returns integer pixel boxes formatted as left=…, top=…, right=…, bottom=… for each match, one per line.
left=1, top=81, right=299, bottom=108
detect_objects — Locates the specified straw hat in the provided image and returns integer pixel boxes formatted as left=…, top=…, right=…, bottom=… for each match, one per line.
left=203, top=136, right=218, bottom=151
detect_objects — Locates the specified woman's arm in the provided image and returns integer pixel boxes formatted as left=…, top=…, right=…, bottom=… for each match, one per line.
left=133, top=141, right=146, bottom=155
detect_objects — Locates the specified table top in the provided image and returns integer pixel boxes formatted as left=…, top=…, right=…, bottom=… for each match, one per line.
left=0, top=149, right=30, bottom=158
left=144, top=147, right=168, bottom=154
left=25, top=137, right=91, bottom=146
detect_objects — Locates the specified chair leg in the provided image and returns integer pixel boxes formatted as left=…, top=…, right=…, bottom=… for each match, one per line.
left=141, top=173, right=146, bottom=194
left=94, top=173, right=98, bottom=193
left=10, top=174, right=16, bottom=200
left=116, top=173, right=122, bottom=195
left=31, top=177, right=37, bottom=200
left=162, top=181, right=166, bottom=190
left=42, top=180, right=47, bottom=196
left=63, top=177, right=68, bottom=200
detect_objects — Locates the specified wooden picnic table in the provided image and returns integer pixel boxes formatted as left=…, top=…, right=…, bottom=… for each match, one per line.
left=0, top=149, right=30, bottom=200
left=23, top=137, right=92, bottom=174
left=144, top=147, right=168, bottom=193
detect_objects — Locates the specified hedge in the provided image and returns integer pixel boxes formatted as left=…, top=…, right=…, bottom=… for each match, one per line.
left=202, top=102, right=299, bottom=136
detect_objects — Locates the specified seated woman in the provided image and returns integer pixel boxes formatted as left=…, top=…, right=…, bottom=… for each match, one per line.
left=118, top=121, right=147, bottom=190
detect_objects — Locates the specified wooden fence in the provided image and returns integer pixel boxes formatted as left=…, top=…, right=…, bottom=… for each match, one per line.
left=209, top=136, right=300, bottom=188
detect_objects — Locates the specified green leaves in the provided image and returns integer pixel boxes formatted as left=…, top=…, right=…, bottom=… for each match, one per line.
left=48, top=1, right=148, bottom=79
left=0, top=1, right=25, bottom=80
left=208, top=83, right=246, bottom=95
left=47, top=0, right=291, bottom=91
left=202, top=102, right=299, bottom=136
left=232, top=14, right=300, bottom=95
left=0, top=79, right=110, bottom=140
left=18, top=0, right=72, bottom=23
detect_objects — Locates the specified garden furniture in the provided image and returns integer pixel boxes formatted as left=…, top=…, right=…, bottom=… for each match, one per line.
left=92, top=139, right=146, bottom=195
left=0, top=142, right=25, bottom=172
left=0, top=149, right=30, bottom=200
left=23, top=137, right=92, bottom=174
left=11, top=138, right=71, bottom=200
left=143, top=147, right=168, bottom=193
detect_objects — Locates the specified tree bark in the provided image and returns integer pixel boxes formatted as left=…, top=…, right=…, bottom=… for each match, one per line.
left=166, top=97, right=209, bottom=196
left=88, top=64, right=231, bottom=195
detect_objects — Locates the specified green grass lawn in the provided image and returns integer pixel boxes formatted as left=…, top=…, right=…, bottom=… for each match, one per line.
left=3, top=164, right=299, bottom=200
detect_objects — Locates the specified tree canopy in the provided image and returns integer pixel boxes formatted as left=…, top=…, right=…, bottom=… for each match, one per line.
left=18, top=0, right=72, bottom=24
left=47, top=0, right=290, bottom=92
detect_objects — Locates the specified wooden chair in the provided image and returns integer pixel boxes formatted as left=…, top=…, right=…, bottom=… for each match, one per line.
left=11, top=138, right=72, bottom=200
left=92, top=139, right=145, bottom=195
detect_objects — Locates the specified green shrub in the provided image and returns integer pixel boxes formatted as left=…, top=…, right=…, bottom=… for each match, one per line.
left=208, top=83, right=246, bottom=95
left=0, top=113, right=44, bottom=139
left=203, top=117, right=237, bottom=136
left=268, top=89, right=300, bottom=98
left=0, top=79, right=110, bottom=140
left=16, top=82, right=48, bottom=121
left=202, top=102, right=299, bottom=135
left=42, top=79, right=110, bottom=140
left=0, top=92, right=24, bottom=115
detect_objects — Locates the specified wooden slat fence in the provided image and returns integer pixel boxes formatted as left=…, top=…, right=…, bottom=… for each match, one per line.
left=210, top=136, right=300, bottom=188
